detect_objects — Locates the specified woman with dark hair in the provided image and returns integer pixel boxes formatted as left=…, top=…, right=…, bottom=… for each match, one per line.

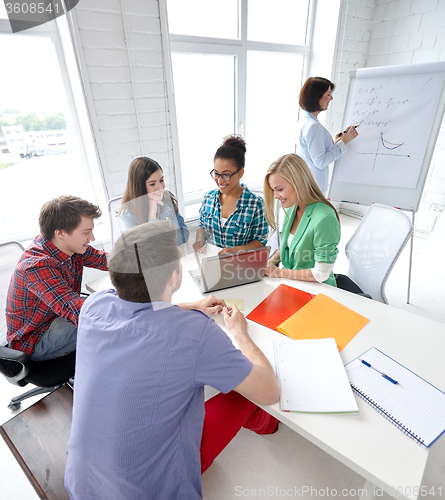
left=118, top=157, right=189, bottom=245
left=296, top=76, right=358, bottom=193
left=193, top=135, right=268, bottom=255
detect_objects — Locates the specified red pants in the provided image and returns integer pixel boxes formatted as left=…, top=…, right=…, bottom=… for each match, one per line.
left=200, top=391, right=279, bottom=474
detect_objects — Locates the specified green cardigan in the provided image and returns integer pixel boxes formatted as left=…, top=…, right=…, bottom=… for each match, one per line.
left=280, top=202, right=340, bottom=287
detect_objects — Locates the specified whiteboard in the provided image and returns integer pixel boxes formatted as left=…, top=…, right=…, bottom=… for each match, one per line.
left=329, top=62, right=445, bottom=211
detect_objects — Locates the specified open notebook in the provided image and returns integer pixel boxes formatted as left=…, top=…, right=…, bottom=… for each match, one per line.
left=345, top=347, right=445, bottom=447
left=274, top=337, right=359, bottom=414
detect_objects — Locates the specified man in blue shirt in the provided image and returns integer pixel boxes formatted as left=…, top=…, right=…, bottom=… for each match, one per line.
left=65, top=220, right=279, bottom=500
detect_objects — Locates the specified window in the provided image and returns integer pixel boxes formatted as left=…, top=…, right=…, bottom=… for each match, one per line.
left=165, top=0, right=312, bottom=216
left=171, top=52, right=235, bottom=195
left=0, top=30, right=100, bottom=243
left=0, top=16, right=105, bottom=243
left=166, top=0, right=238, bottom=39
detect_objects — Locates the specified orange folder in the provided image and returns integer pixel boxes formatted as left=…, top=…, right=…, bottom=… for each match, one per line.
left=276, top=293, right=369, bottom=351
left=246, top=284, right=315, bottom=331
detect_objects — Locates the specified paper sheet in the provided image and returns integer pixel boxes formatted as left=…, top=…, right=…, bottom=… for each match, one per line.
left=246, top=284, right=314, bottom=331
left=276, top=293, right=369, bottom=351
left=274, top=337, right=359, bottom=414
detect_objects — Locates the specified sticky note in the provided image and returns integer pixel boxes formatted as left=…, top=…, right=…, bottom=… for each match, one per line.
left=225, top=299, right=243, bottom=311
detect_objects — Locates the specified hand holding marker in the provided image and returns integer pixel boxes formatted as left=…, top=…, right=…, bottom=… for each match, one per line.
left=341, top=125, right=359, bottom=135
left=336, top=125, right=359, bottom=146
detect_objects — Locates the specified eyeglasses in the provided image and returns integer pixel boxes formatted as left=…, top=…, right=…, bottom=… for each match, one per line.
left=210, top=168, right=241, bottom=182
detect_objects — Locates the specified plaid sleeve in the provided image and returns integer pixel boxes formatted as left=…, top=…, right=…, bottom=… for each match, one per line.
left=81, top=246, right=108, bottom=270
left=248, top=196, right=269, bottom=246
left=25, top=260, right=85, bottom=326
left=198, top=192, right=212, bottom=228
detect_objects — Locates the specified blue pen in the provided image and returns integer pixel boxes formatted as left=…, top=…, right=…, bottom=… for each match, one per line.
left=359, top=359, right=399, bottom=385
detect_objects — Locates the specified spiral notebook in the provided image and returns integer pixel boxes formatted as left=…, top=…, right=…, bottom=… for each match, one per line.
left=345, top=347, right=445, bottom=448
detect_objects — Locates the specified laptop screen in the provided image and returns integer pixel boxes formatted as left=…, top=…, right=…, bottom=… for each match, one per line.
left=199, top=246, right=270, bottom=292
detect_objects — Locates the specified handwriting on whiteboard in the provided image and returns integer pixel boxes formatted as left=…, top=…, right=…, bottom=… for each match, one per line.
left=336, top=71, right=445, bottom=189
left=352, top=87, right=410, bottom=127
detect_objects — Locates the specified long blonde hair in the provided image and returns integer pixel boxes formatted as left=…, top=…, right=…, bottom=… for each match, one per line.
left=263, top=154, right=339, bottom=230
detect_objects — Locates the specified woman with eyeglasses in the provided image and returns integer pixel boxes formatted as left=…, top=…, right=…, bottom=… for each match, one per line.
left=263, top=153, right=340, bottom=287
left=193, top=135, right=268, bottom=255
left=118, top=157, right=189, bottom=246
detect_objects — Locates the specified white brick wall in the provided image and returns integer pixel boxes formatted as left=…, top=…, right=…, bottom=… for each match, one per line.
left=328, top=0, right=375, bottom=135
left=331, top=0, right=445, bottom=235
left=72, top=0, right=174, bottom=200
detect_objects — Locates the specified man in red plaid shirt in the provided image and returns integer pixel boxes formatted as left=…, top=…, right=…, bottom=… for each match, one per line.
left=6, top=195, right=108, bottom=360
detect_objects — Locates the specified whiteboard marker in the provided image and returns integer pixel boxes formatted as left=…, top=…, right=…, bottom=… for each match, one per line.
left=342, top=125, right=359, bottom=134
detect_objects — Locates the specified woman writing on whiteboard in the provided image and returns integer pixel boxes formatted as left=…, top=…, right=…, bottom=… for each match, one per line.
left=263, top=154, right=340, bottom=287
left=296, top=76, right=358, bottom=193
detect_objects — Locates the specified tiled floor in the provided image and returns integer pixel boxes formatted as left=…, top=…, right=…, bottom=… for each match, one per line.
left=1, top=213, right=444, bottom=500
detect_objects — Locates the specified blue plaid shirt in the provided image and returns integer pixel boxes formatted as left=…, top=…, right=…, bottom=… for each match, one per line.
left=198, top=185, right=268, bottom=247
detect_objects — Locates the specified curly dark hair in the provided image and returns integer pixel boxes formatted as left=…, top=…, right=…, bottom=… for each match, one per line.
left=214, top=134, right=247, bottom=170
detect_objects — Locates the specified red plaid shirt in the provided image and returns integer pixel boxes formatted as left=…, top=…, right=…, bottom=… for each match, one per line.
left=6, top=235, right=108, bottom=356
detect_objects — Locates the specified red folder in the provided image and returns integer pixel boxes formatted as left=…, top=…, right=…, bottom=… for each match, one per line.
left=246, top=284, right=315, bottom=332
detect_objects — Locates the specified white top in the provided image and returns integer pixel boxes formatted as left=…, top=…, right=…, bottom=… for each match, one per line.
left=287, top=232, right=294, bottom=248
left=296, top=110, right=347, bottom=193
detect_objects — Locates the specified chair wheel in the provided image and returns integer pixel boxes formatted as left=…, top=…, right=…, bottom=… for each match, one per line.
left=8, top=402, right=21, bottom=411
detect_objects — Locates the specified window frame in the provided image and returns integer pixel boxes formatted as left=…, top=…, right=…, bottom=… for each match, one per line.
left=160, top=0, right=316, bottom=210
left=0, top=17, right=107, bottom=244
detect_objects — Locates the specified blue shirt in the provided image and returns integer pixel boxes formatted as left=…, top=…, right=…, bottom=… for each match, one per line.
left=198, top=185, right=268, bottom=248
left=65, top=290, right=252, bottom=500
left=119, top=192, right=189, bottom=246
left=296, top=110, right=347, bottom=193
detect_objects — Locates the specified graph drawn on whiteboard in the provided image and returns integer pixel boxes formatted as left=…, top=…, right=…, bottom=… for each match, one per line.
left=335, top=72, right=445, bottom=189
left=358, top=131, right=410, bottom=174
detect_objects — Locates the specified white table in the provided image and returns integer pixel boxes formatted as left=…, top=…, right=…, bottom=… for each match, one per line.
left=87, top=251, right=445, bottom=500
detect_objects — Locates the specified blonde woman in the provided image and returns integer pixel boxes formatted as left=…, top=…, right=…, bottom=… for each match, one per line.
left=264, top=154, right=340, bottom=287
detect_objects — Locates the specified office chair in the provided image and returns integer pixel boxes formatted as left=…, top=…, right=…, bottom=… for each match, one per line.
left=0, top=241, right=76, bottom=410
left=108, top=195, right=123, bottom=246
left=336, top=204, right=413, bottom=304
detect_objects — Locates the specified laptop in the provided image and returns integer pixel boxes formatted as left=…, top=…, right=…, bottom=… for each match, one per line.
left=189, top=246, right=270, bottom=293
